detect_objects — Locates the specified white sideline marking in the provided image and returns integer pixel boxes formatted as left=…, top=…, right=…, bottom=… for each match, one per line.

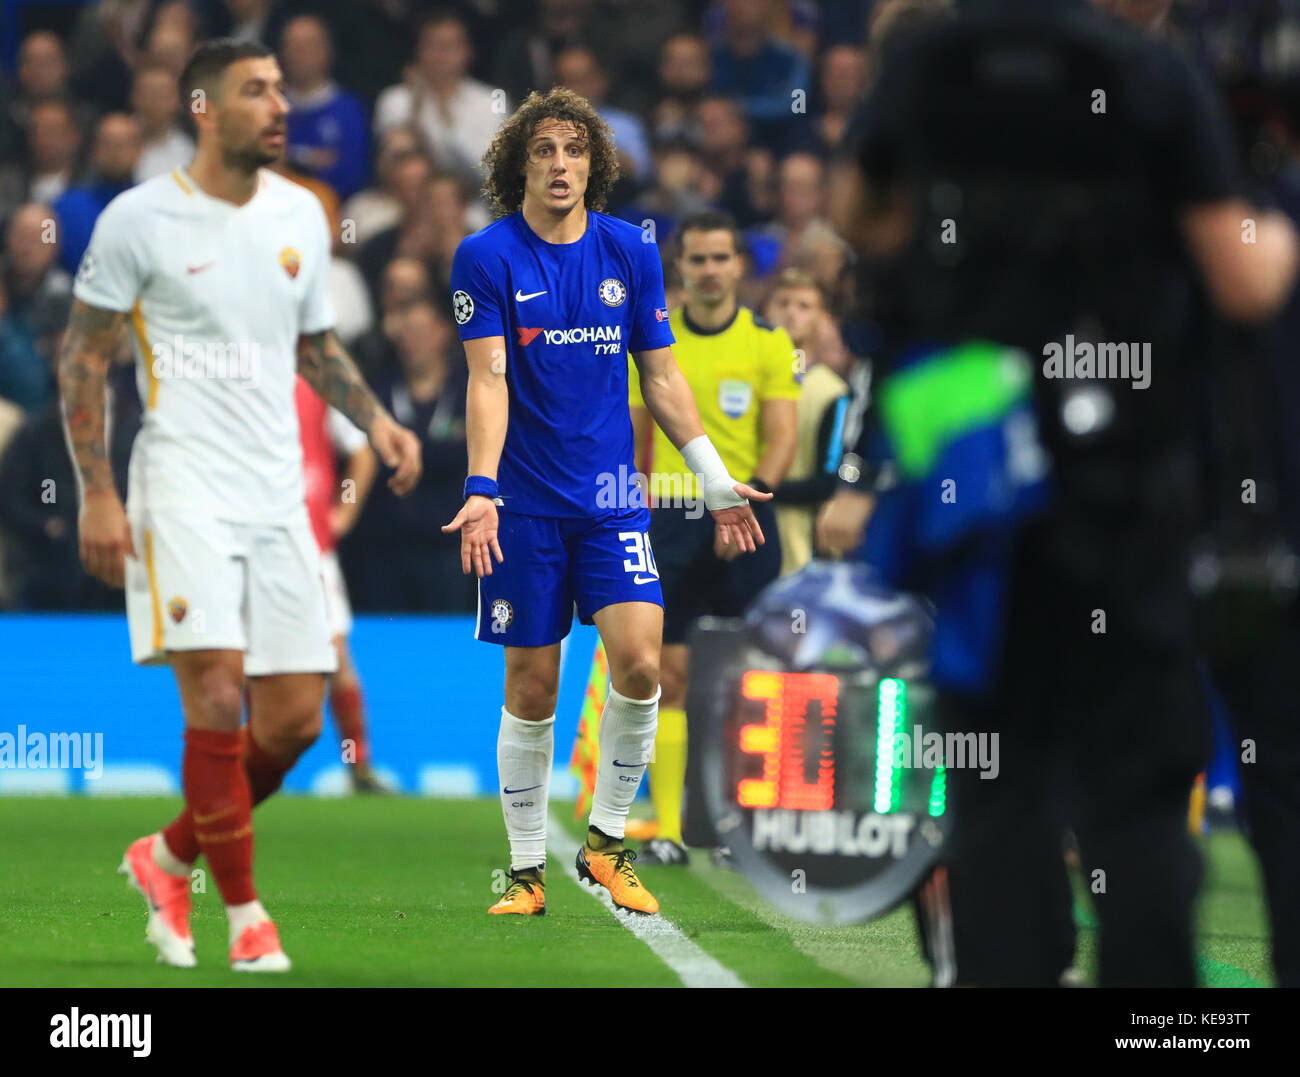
left=547, top=811, right=746, bottom=989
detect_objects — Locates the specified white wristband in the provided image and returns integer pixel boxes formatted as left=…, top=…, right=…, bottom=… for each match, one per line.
left=681, top=435, right=745, bottom=511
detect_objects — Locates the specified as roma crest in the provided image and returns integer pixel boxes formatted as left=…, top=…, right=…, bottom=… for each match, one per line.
left=168, top=597, right=188, bottom=623
left=279, top=247, right=301, bottom=279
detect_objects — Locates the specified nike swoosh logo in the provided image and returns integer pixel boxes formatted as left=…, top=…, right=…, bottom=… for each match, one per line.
left=193, top=805, right=236, bottom=825
left=187, top=261, right=215, bottom=275
left=515, top=289, right=547, bottom=302
left=611, top=759, right=646, bottom=768
left=503, top=784, right=542, bottom=794
left=633, top=575, right=657, bottom=584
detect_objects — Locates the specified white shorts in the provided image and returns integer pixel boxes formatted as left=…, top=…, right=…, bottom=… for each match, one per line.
left=125, top=508, right=337, bottom=677
left=319, top=549, right=352, bottom=639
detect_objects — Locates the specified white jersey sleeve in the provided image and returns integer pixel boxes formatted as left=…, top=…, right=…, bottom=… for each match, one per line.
left=299, top=195, right=337, bottom=334
left=326, top=406, right=368, bottom=455
left=72, top=192, right=151, bottom=312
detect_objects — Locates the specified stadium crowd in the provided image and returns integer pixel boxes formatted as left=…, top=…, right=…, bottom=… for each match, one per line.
left=0, top=0, right=1297, bottom=613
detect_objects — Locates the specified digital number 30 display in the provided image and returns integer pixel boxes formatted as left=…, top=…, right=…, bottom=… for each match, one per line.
left=736, top=670, right=839, bottom=812
left=732, top=670, right=946, bottom=819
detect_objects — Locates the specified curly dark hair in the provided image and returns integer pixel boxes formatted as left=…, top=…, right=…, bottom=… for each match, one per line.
left=481, top=87, right=620, bottom=217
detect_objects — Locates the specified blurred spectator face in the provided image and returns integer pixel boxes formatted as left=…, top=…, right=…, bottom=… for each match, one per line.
left=696, top=98, right=746, bottom=157
left=18, top=32, right=68, bottom=101
left=29, top=102, right=80, bottom=174
left=678, top=228, right=744, bottom=308
left=393, top=154, right=433, bottom=216
left=382, top=257, right=431, bottom=314
left=6, top=204, right=59, bottom=280
left=416, top=18, right=471, bottom=85
left=555, top=48, right=607, bottom=107
left=397, top=302, right=450, bottom=372
left=375, top=129, right=418, bottom=189
left=92, top=114, right=144, bottom=185
left=765, top=283, right=823, bottom=348
left=821, top=46, right=866, bottom=113
left=541, top=0, right=587, bottom=36
left=427, top=176, right=468, bottom=236
left=655, top=145, right=702, bottom=193
left=131, top=67, right=181, bottom=134
left=281, top=16, right=332, bottom=88
left=147, top=24, right=195, bottom=77
left=154, top=0, right=197, bottom=35
left=659, top=35, right=710, bottom=95
left=798, top=224, right=850, bottom=295
left=723, top=0, right=770, bottom=37
left=226, top=0, right=267, bottom=19
left=779, top=153, right=824, bottom=228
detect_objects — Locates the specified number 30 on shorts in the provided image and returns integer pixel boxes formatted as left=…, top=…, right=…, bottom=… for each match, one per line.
left=619, top=531, right=659, bottom=582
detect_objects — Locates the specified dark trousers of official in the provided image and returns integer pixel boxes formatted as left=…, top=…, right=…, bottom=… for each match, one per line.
left=1204, top=601, right=1300, bottom=988
left=921, top=533, right=1211, bottom=988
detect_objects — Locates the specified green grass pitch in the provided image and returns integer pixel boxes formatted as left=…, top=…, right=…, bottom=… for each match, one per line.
left=0, top=797, right=1274, bottom=987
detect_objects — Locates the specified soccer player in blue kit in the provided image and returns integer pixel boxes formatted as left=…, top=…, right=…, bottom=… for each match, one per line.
left=444, top=88, right=771, bottom=916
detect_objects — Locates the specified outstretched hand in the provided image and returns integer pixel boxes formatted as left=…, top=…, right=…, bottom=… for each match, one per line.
left=709, top=481, right=772, bottom=555
left=442, top=495, right=505, bottom=577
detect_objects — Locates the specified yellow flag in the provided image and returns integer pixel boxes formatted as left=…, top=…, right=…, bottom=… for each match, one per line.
left=569, top=640, right=608, bottom=819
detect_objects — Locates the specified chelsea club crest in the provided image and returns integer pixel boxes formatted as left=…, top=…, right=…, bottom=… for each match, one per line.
left=598, top=278, right=627, bottom=307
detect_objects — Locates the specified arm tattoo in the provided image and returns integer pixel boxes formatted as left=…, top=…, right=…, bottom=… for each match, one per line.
left=58, top=300, right=126, bottom=496
left=296, top=329, right=382, bottom=433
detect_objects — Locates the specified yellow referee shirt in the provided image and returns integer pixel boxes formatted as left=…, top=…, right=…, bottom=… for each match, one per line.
left=629, top=306, right=801, bottom=501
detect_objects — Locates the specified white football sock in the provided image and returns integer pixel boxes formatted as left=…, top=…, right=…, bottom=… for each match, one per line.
left=589, top=684, right=660, bottom=840
left=152, top=832, right=191, bottom=877
left=227, top=899, right=269, bottom=944
left=498, top=708, right=554, bottom=872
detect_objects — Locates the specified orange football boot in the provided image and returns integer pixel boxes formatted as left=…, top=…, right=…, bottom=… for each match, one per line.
left=576, top=843, right=659, bottom=915
left=488, top=869, right=546, bottom=916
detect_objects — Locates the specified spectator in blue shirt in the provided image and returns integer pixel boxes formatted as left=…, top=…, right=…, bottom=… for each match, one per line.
left=51, top=112, right=141, bottom=276
left=708, top=0, right=812, bottom=152
left=0, top=203, right=73, bottom=412
left=650, top=32, right=712, bottom=146
left=280, top=14, right=370, bottom=201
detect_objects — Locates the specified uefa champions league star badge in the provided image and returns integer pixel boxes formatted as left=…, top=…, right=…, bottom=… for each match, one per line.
left=453, top=290, right=474, bottom=324
left=598, top=278, right=626, bottom=307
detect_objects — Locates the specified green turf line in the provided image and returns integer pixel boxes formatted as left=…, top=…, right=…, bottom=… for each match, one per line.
left=553, top=807, right=861, bottom=987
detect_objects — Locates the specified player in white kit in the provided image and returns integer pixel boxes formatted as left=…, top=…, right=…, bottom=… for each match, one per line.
left=58, top=39, right=421, bottom=971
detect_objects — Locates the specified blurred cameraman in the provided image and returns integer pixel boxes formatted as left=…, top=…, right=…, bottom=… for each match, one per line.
left=834, top=0, right=1297, bottom=986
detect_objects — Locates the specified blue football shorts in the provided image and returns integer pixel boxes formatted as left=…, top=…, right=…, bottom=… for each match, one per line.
left=475, top=506, right=664, bottom=646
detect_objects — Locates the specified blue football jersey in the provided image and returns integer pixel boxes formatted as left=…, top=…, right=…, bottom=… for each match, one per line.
left=449, top=211, right=675, bottom=518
